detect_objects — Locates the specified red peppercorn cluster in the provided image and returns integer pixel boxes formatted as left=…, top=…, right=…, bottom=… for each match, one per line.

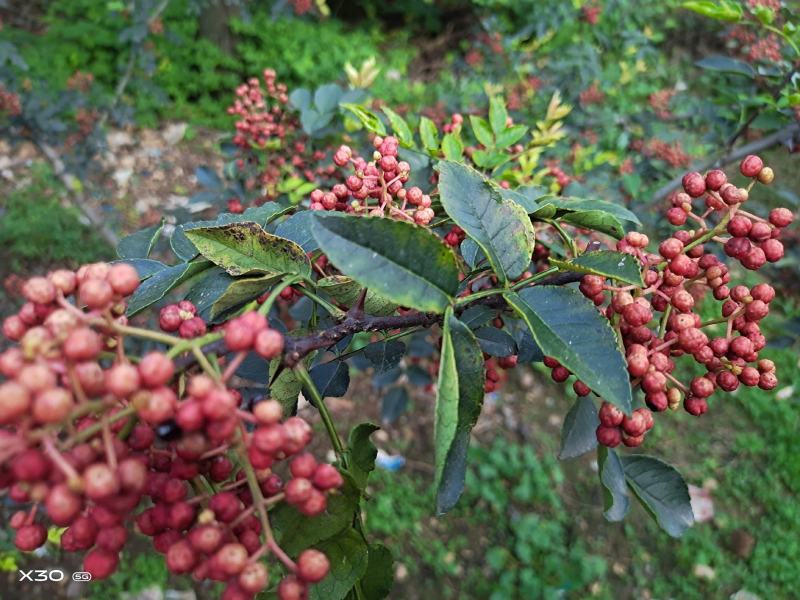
left=159, top=300, right=208, bottom=339
left=0, top=84, right=22, bottom=117
left=443, top=225, right=466, bottom=247
left=1, top=265, right=342, bottom=598
left=228, top=69, right=291, bottom=149
left=544, top=157, right=791, bottom=448
left=308, top=135, right=435, bottom=224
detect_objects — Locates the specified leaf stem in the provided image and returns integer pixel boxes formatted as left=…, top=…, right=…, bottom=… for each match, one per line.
left=293, top=363, right=346, bottom=462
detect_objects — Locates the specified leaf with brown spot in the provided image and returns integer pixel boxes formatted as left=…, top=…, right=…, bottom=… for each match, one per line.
left=185, top=222, right=311, bottom=278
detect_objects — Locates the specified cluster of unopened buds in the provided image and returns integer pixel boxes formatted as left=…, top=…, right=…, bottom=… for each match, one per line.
left=308, top=135, right=435, bottom=225
left=543, top=155, right=791, bottom=448
left=1, top=262, right=343, bottom=598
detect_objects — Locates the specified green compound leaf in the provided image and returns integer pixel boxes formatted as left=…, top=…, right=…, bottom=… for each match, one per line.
left=621, top=454, right=694, bottom=537
left=505, top=286, right=632, bottom=414
left=184, top=222, right=311, bottom=278
left=434, top=307, right=485, bottom=514
left=312, top=213, right=459, bottom=314
left=549, top=251, right=643, bottom=286
left=437, top=161, right=535, bottom=282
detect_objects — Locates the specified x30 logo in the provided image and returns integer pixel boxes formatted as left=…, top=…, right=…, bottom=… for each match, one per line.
left=18, top=569, right=65, bottom=582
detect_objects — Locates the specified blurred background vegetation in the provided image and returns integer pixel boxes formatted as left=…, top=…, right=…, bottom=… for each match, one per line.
left=0, top=0, right=798, bottom=598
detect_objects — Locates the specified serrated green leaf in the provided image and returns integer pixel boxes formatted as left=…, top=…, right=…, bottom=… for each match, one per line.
left=184, top=222, right=311, bottom=278
left=117, top=258, right=166, bottom=281
left=184, top=270, right=281, bottom=321
left=312, top=214, right=459, bottom=314
left=469, top=115, right=495, bottom=147
left=126, top=261, right=211, bottom=316
left=117, top=220, right=163, bottom=259
left=547, top=197, right=641, bottom=225
left=559, top=397, right=599, bottom=459
left=341, top=103, right=387, bottom=136
left=272, top=475, right=361, bottom=556
left=495, top=124, right=528, bottom=149
left=549, top=251, right=643, bottom=286
left=435, top=308, right=485, bottom=514
left=360, top=544, right=393, bottom=600
left=269, top=360, right=302, bottom=414
left=505, top=286, right=632, bottom=413
left=472, top=149, right=509, bottom=169
left=598, top=446, right=630, bottom=521
left=419, top=116, right=440, bottom=152
left=437, top=161, right=535, bottom=282
left=621, top=454, right=694, bottom=537
left=489, top=96, right=508, bottom=135
left=346, top=422, right=379, bottom=490
left=696, top=55, right=755, bottom=77
left=317, top=276, right=398, bottom=316
left=381, top=106, right=413, bottom=147
left=473, top=327, right=516, bottom=357
left=309, top=528, right=369, bottom=600
left=561, top=210, right=625, bottom=238
left=441, top=133, right=463, bottom=161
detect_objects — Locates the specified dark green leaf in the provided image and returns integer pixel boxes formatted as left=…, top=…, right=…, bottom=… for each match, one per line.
left=549, top=251, right=643, bottom=286
left=469, top=115, right=494, bottom=147
left=126, top=261, right=210, bottom=316
left=275, top=211, right=319, bottom=253
left=309, top=361, right=350, bottom=398
left=341, top=103, right=387, bottom=136
left=435, top=308, right=485, bottom=514
left=561, top=210, right=626, bottom=238
left=460, top=238, right=485, bottom=268
left=312, top=213, right=459, bottom=314
left=317, top=276, right=398, bottom=316
left=289, top=88, right=312, bottom=111
left=560, top=210, right=626, bottom=239
left=473, top=327, right=516, bottom=357
left=308, top=528, right=369, bottom=600
left=458, top=305, right=495, bottom=329
left=488, top=96, right=508, bottom=135
left=184, top=270, right=281, bottom=321
left=314, top=83, right=343, bottom=113
left=621, top=454, right=694, bottom=537
left=117, top=220, right=163, bottom=259
left=117, top=258, right=166, bottom=280
left=437, top=161, right=535, bottom=282
left=505, top=286, right=631, bottom=413
left=598, top=446, right=630, bottom=521
left=362, top=340, right=406, bottom=373
left=381, top=387, right=408, bottom=424
left=695, top=55, right=755, bottom=77
left=195, top=166, right=222, bottom=190
left=419, top=117, right=439, bottom=152
left=559, top=397, right=599, bottom=459
left=360, top=543, right=393, bottom=600
left=548, top=197, right=641, bottom=225
left=381, top=106, right=413, bottom=147
left=273, top=476, right=361, bottom=556
left=185, top=222, right=311, bottom=278
left=346, top=422, right=379, bottom=490
left=269, top=360, right=302, bottom=414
